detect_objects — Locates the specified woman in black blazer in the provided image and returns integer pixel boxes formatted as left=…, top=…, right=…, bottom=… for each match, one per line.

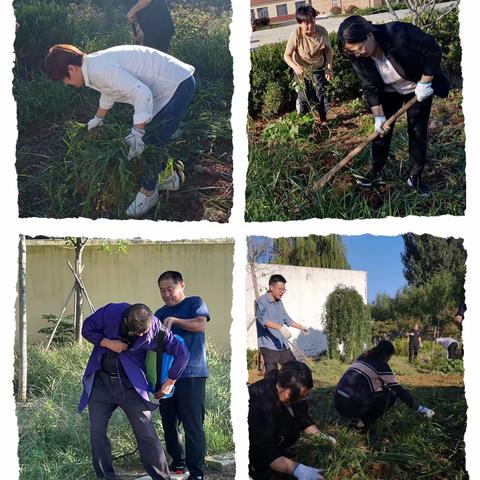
left=337, top=15, right=450, bottom=196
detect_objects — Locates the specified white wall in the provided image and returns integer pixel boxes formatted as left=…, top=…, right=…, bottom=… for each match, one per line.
left=246, top=263, right=367, bottom=355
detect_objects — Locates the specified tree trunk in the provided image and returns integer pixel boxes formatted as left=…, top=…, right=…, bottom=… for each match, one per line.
left=18, top=235, right=28, bottom=402
left=74, top=238, right=87, bottom=343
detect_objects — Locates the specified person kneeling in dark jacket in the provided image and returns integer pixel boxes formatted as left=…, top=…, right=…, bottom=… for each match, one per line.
left=334, top=340, right=434, bottom=433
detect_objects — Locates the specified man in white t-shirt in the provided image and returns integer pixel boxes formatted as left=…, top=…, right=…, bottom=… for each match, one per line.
left=45, top=44, right=196, bottom=217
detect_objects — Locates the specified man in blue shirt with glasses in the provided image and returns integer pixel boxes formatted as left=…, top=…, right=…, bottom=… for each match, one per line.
left=256, top=274, right=310, bottom=376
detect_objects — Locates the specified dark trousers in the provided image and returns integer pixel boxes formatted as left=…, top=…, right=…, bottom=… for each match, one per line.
left=408, top=344, right=419, bottom=363
left=297, top=69, right=328, bottom=122
left=143, top=30, right=174, bottom=53
left=141, top=75, right=196, bottom=190
left=370, top=91, right=433, bottom=177
left=88, top=372, right=170, bottom=480
left=335, top=389, right=397, bottom=425
left=159, top=377, right=206, bottom=477
left=260, top=347, right=296, bottom=376
left=448, top=341, right=458, bottom=359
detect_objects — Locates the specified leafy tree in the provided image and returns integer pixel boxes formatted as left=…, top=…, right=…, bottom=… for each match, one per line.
left=273, top=235, right=350, bottom=269
left=323, top=286, right=371, bottom=362
left=401, top=234, right=466, bottom=303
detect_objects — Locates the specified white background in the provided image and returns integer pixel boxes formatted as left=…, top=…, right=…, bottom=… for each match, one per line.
left=0, top=0, right=478, bottom=478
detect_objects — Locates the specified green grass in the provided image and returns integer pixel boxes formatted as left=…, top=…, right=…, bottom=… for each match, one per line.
left=246, top=92, right=465, bottom=221
left=250, top=355, right=466, bottom=479
left=17, top=343, right=232, bottom=480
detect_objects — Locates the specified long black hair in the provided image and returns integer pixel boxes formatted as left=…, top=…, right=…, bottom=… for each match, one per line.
left=337, top=15, right=377, bottom=54
left=365, top=340, right=395, bottom=361
left=273, top=361, right=313, bottom=404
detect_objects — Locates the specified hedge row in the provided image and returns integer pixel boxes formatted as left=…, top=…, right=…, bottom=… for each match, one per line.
left=250, top=9, right=461, bottom=119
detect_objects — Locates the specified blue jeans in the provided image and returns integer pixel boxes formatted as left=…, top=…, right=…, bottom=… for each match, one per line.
left=141, top=75, right=196, bottom=190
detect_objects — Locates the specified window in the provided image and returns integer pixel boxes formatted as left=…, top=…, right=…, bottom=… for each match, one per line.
left=276, top=3, right=288, bottom=16
left=257, top=7, right=269, bottom=18
left=295, top=1, right=306, bottom=10
left=332, top=0, right=340, bottom=5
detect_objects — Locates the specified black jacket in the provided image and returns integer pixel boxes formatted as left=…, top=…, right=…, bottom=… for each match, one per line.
left=346, top=21, right=450, bottom=107
left=248, top=374, right=315, bottom=469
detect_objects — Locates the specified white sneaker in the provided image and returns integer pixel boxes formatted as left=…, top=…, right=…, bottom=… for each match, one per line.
left=126, top=189, right=159, bottom=217
left=158, top=171, right=181, bottom=191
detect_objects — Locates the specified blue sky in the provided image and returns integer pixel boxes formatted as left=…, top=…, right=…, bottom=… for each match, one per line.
left=342, top=235, right=406, bottom=303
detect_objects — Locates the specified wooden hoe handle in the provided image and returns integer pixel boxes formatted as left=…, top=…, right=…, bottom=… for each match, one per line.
left=308, top=96, right=418, bottom=193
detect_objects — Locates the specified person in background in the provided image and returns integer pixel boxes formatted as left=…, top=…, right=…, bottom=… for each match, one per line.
left=249, top=361, right=333, bottom=480
left=284, top=5, right=334, bottom=127
left=127, top=0, right=175, bottom=53
left=334, top=340, right=434, bottom=433
left=435, top=337, right=459, bottom=359
left=78, top=302, right=190, bottom=480
left=45, top=44, right=195, bottom=218
left=256, top=274, right=310, bottom=376
left=405, top=323, right=422, bottom=363
left=155, top=271, right=210, bottom=480
left=455, top=302, right=466, bottom=331
left=337, top=15, right=450, bottom=196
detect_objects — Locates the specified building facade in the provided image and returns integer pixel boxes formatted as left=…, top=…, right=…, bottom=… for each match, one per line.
left=251, top=0, right=384, bottom=24
left=18, top=239, right=234, bottom=350
left=246, top=263, right=367, bottom=356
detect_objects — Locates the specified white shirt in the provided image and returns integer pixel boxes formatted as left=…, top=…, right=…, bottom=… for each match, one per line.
left=372, top=54, right=416, bottom=95
left=435, top=337, right=458, bottom=349
left=82, top=45, right=195, bottom=125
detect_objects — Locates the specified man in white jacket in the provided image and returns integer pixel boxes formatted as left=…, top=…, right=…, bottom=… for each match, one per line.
left=45, top=43, right=196, bottom=217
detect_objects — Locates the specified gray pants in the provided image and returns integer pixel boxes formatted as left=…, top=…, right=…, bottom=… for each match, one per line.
left=89, top=371, right=170, bottom=480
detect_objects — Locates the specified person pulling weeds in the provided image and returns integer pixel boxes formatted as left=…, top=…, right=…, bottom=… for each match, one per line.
left=337, top=15, right=450, bottom=197
left=249, top=361, right=334, bottom=480
left=284, top=6, right=334, bottom=127
left=334, top=340, right=434, bottom=434
left=45, top=44, right=195, bottom=217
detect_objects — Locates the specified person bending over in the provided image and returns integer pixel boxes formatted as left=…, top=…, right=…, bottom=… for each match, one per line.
left=249, top=361, right=334, bottom=480
left=45, top=43, right=195, bottom=217
left=334, top=340, right=434, bottom=433
left=337, top=15, right=450, bottom=196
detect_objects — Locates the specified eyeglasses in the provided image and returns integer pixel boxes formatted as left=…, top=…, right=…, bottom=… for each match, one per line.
left=345, top=43, right=365, bottom=56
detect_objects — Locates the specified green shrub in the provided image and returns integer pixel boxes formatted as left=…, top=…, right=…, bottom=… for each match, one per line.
left=250, top=41, right=294, bottom=117
left=14, top=0, right=76, bottom=74
left=423, top=9, right=461, bottom=83
left=37, top=314, right=75, bottom=346
left=323, top=286, right=372, bottom=362
left=262, top=81, right=285, bottom=118
left=171, top=7, right=232, bottom=81
left=330, top=6, right=342, bottom=15
left=262, top=112, right=314, bottom=144
left=345, top=5, right=359, bottom=14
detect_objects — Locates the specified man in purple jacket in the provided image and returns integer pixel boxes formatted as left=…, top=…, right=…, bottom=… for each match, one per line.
left=79, top=302, right=190, bottom=480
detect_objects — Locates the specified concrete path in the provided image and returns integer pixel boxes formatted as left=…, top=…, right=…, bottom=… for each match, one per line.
left=250, top=1, right=456, bottom=48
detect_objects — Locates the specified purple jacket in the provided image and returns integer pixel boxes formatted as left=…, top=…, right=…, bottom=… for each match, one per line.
left=78, top=302, right=190, bottom=412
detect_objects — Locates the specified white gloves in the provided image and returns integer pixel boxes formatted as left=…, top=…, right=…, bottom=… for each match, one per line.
left=415, top=82, right=434, bottom=102
left=280, top=326, right=292, bottom=340
left=319, top=432, right=337, bottom=445
left=125, top=127, right=145, bottom=160
left=416, top=405, right=435, bottom=418
left=293, top=463, right=324, bottom=480
left=87, top=115, right=104, bottom=131
left=374, top=115, right=387, bottom=134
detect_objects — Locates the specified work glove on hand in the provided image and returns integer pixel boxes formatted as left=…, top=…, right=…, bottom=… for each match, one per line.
left=293, top=463, right=324, bottom=480
left=87, top=115, right=104, bottom=131
left=374, top=115, right=387, bottom=134
left=319, top=432, right=337, bottom=445
left=280, top=325, right=292, bottom=340
left=416, top=405, right=435, bottom=418
left=125, top=127, right=145, bottom=160
left=415, top=82, right=434, bottom=102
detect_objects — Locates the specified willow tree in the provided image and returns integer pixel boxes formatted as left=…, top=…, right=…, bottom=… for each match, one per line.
left=273, top=235, right=350, bottom=269
left=324, top=286, right=371, bottom=363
